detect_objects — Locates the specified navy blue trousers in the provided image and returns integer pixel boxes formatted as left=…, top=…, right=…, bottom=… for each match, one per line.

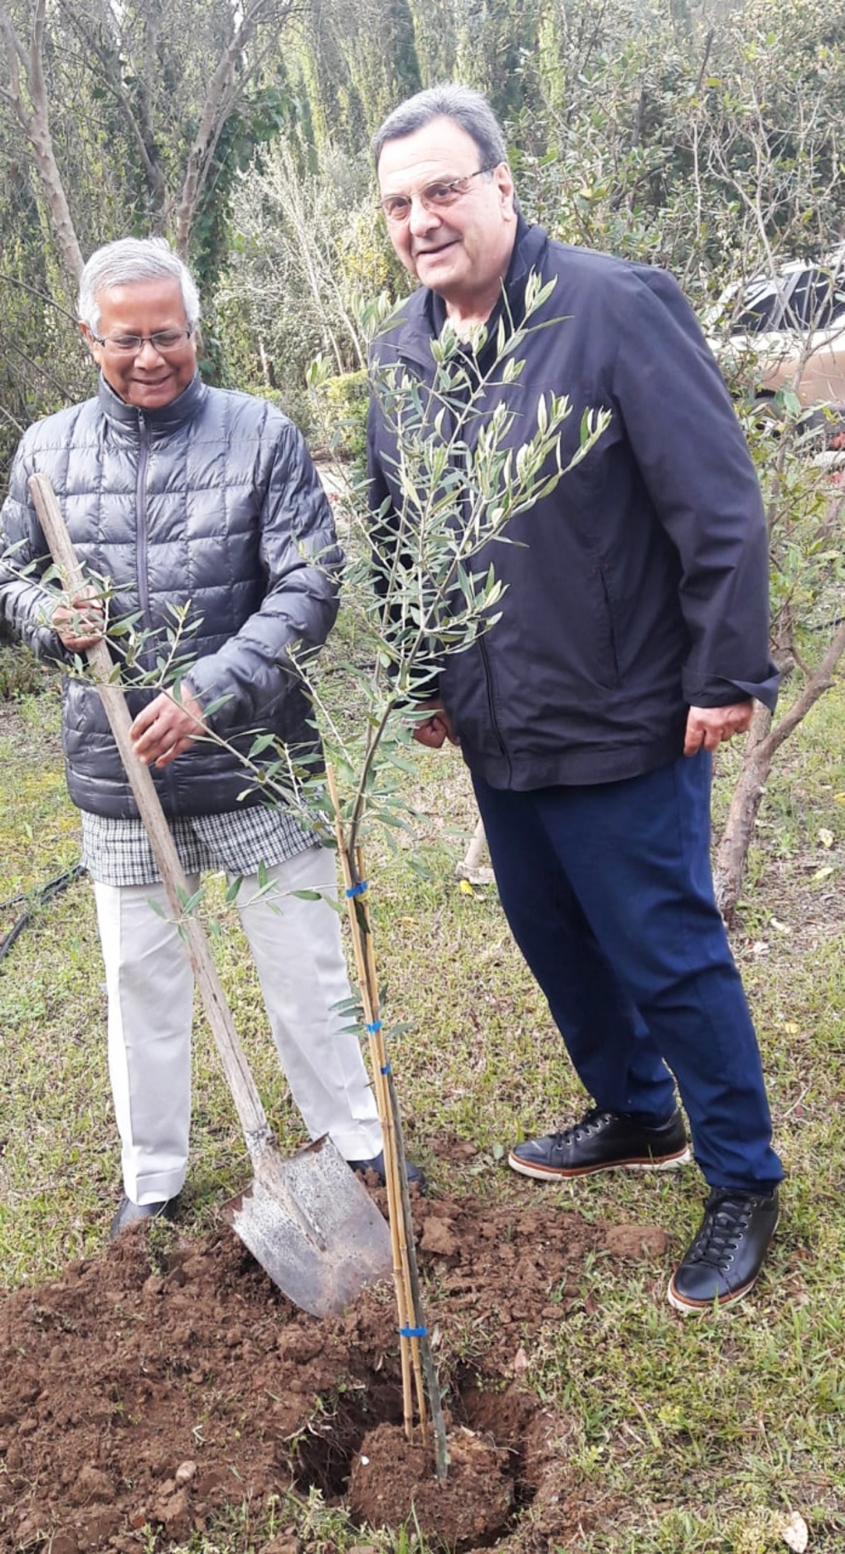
left=472, top=752, right=782, bottom=1191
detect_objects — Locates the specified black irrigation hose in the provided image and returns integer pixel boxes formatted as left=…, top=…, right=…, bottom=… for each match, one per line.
left=805, top=614, right=845, bottom=634
left=0, top=863, right=86, bottom=965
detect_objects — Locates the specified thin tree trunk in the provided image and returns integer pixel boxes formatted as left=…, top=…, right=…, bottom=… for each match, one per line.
left=58, top=0, right=169, bottom=224
left=713, top=700, right=773, bottom=923
left=715, top=616, right=845, bottom=922
left=0, top=0, right=84, bottom=285
left=174, top=0, right=282, bottom=257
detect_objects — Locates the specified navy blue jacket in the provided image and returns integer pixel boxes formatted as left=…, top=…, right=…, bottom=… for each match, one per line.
left=367, top=220, right=778, bottom=789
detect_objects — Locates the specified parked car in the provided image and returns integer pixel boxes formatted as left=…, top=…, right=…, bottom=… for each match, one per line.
left=709, top=247, right=845, bottom=424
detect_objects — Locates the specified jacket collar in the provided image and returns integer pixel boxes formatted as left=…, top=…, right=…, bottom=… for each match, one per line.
left=503, top=216, right=550, bottom=310
left=97, top=371, right=208, bottom=435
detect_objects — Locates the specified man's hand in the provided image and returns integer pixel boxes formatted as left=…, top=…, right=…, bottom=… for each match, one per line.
left=684, top=702, right=752, bottom=756
left=411, top=697, right=459, bottom=749
left=130, top=686, right=207, bottom=769
left=52, top=588, right=105, bottom=650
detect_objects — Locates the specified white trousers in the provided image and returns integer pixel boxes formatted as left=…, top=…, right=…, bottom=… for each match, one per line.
left=94, top=844, right=383, bottom=1204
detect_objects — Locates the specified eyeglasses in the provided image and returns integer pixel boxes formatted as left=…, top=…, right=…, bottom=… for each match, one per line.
left=89, top=326, right=194, bottom=355
left=380, top=167, right=496, bottom=225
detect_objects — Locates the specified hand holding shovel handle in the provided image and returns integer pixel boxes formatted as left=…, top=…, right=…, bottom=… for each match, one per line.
left=28, top=472, right=272, bottom=1152
left=28, top=472, right=393, bottom=1317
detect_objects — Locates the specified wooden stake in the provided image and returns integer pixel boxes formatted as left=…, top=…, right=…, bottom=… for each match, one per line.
left=326, top=766, right=420, bottom=1439
left=356, top=845, right=428, bottom=1442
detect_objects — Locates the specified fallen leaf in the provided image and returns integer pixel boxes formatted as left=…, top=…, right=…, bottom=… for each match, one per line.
left=458, top=878, right=475, bottom=895
left=817, top=827, right=834, bottom=848
left=810, top=866, right=834, bottom=882
left=778, top=1509, right=809, bottom=1552
left=770, top=916, right=791, bottom=934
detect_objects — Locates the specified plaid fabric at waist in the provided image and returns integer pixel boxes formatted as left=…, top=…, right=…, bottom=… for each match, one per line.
left=81, top=803, right=316, bottom=887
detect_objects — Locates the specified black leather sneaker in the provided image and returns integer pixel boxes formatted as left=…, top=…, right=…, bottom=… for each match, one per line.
left=110, top=1195, right=177, bottom=1239
left=348, top=1150, right=427, bottom=1193
left=667, top=1187, right=779, bottom=1313
left=508, top=1106, right=690, bottom=1180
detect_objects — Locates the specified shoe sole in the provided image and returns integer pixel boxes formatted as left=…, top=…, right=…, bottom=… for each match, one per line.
left=666, top=1208, right=780, bottom=1315
left=507, top=1144, right=691, bottom=1180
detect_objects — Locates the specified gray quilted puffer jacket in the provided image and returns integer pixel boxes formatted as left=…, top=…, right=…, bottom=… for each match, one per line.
left=0, top=373, right=341, bottom=818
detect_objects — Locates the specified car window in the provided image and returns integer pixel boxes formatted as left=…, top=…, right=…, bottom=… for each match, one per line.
left=735, top=279, right=785, bottom=333
left=784, top=268, right=845, bottom=330
left=735, top=264, right=845, bottom=334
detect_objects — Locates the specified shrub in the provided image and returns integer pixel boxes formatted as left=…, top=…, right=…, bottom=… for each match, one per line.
left=0, top=641, right=53, bottom=700
left=310, top=369, right=369, bottom=463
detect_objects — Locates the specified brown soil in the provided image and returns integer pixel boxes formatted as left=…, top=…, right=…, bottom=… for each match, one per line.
left=0, top=1167, right=669, bottom=1554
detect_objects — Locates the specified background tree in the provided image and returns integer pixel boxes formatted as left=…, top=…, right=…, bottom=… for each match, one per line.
left=2, top=0, right=844, bottom=913
left=0, top=0, right=303, bottom=493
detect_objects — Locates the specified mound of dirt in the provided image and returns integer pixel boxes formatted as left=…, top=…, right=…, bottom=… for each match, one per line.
left=0, top=1184, right=668, bottom=1552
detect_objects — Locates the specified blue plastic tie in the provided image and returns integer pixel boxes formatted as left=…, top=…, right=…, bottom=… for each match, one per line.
left=380, top=1062, right=392, bottom=1075
left=399, top=1325, right=428, bottom=1338
left=346, top=880, right=368, bottom=897
left=366, top=1020, right=382, bottom=1033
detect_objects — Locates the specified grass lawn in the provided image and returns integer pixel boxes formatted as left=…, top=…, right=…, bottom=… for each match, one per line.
left=0, top=667, right=843, bottom=1553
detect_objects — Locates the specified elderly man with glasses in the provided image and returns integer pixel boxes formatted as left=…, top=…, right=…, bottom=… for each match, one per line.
left=0, top=236, right=421, bottom=1236
left=368, top=85, right=782, bottom=1313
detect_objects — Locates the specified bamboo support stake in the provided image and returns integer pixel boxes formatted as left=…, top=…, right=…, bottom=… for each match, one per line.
left=339, top=868, right=420, bottom=1439
left=355, top=845, right=428, bottom=1443
left=355, top=862, right=449, bottom=1481
left=326, top=767, right=420, bottom=1440
left=325, top=768, right=449, bottom=1478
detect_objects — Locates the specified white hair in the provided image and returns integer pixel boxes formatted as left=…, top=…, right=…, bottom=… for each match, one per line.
left=77, top=237, right=201, bottom=333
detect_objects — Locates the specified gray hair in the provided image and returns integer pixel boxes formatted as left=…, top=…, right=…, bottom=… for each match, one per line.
left=372, top=85, right=508, bottom=171
left=77, top=237, right=201, bottom=333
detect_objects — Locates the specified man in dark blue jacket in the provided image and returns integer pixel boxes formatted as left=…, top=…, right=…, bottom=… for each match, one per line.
left=369, top=85, right=782, bottom=1312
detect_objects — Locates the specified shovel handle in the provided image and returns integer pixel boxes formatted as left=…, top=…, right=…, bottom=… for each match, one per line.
left=28, top=472, right=272, bottom=1153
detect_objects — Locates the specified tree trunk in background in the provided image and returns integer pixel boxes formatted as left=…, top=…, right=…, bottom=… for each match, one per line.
left=0, top=0, right=83, bottom=287
left=713, top=700, right=773, bottom=925
left=715, top=616, right=845, bottom=923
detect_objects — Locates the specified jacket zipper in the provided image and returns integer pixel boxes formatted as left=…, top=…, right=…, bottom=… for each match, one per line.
left=134, top=413, right=179, bottom=809
left=479, top=635, right=512, bottom=779
left=135, top=411, right=152, bottom=659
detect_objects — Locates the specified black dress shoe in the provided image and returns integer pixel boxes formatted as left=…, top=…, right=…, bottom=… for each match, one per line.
left=667, top=1187, right=779, bottom=1312
left=110, top=1195, right=177, bottom=1239
left=348, top=1149, right=426, bottom=1193
left=509, top=1106, right=691, bottom=1180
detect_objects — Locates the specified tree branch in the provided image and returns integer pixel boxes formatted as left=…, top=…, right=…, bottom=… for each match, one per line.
left=762, top=616, right=845, bottom=759
left=174, top=0, right=292, bottom=255
left=0, top=0, right=84, bottom=286
left=58, top=0, right=168, bottom=218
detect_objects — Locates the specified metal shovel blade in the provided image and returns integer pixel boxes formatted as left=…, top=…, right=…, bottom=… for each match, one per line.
left=223, top=1134, right=393, bottom=1317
